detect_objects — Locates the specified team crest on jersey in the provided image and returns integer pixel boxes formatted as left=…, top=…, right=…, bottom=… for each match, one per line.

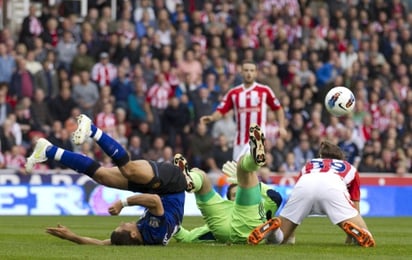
left=152, top=181, right=161, bottom=189
left=149, top=217, right=160, bottom=228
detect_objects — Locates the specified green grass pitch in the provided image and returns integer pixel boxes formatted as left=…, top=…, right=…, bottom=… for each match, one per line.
left=0, top=216, right=411, bottom=260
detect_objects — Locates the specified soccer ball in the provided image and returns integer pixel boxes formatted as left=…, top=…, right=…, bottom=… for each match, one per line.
left=324, top=86, right=355, bottom=117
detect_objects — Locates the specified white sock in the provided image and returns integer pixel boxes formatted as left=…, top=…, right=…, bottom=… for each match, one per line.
left=93, top=128, right=103, bottom=141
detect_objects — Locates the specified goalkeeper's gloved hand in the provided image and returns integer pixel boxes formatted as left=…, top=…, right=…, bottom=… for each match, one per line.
left=222, top=160, right=238, bottom=184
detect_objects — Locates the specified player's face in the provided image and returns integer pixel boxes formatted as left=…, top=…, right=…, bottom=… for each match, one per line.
left=241, top=63, right=257, bottom=84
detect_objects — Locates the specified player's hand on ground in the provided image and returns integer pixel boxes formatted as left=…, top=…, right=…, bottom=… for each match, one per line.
left=108, top=200, right=123, bottom=215
left=222, top=160, right=238, bottom=184
left=46, top=224, right=74, bottom=239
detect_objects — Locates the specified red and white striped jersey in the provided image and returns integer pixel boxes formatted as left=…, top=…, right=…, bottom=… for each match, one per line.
left=299, top=158, right=360, bottom=201
left=216, top=82, right=282, bottom=145
left=145, top=83, right=173, bottom=110
left=95, top=112, right=116, bottom=131
left=91, top=63, right=117, bottom=87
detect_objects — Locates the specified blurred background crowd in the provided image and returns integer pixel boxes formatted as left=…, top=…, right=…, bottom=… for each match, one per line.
left=0, top=0, right=411, bottom=182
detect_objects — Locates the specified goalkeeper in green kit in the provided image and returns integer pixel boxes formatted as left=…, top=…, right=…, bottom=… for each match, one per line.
left=173, top=123, right=283, bottom=244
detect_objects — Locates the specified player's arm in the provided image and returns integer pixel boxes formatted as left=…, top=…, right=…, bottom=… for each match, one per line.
left=109, top=194, right=164, bottom=216
left=46, top=224, right=111, bottom=245
left=200, top=110, right=223, bottom=124
left=266, top=88, right=287, bottom=138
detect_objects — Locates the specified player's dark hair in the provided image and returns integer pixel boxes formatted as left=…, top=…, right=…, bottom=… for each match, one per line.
left=319, top=141, right=346, bottom=160
left=226, top=183, right=238, bottom=201
left=241, top=59, right=257, bottom=68
left=110, top=230, right=142, bottom=246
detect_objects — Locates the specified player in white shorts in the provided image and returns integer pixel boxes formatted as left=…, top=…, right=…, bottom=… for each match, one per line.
left=248, top=141, right=375, bottom=247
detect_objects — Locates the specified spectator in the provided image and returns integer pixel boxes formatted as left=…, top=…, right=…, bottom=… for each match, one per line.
left=71, top=42, right=95, bottom=75
left=56, top=31, right=77, bottom=72
left=72, top=70, right=100, bottom=118
left=110, top=66, right=133, bottom=109
left=178, top=49, right=203, bottom=86
left=211, top=111, right=236, bottom=148
left=128, top=135, right=144, bottom=160
left=34, top=59, right=59, bottom=100
left=292, top=133, right=315, bottom=169
left=95, top=102, right=116, bottom=135
left=48, top=85, right=78, bottom=123
left=4, top=145, right=26, bottom=171
left=127, top=80, right=147, bottom=124
left=91, top=52, right=117, bottom=88
left=0, top=83, right=13, bottom=126
left=0, top=42, right=15, bottom=83
left=338, top=127, right=361, bottom=167
left=279, top=152, right=300, bottom=175
left=144, top=73, right=173, bottom=136
left=9, top=57, right=35, bottom=100
left=30, top=88, right=53, bottom=134
left=14, top=98, right=35, bottom=146
left=162, top=96, right=191, bottom=154
left=189, top=123, right=213, bottom=169
left=135, top=10, right=157, bottom=39
left=270, top=138, right=289, bottom=172
left=25, top=50, right=43, bottom=75
left=19, top=5, right=43, bottom=49
left=0, top=116, right=22, bottom=152
left=207, top=134, right=233, bottom=174
left=42, top=17, right=60, bottom=49
left=133, top=0, right=155, bottom=24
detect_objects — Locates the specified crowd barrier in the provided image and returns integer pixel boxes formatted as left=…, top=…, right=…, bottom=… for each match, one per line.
left=1, top=170, right=411, bottom=217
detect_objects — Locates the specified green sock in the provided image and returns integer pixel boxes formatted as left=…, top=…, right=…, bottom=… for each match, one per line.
left=240, top=153, right=259, bottom=172
left=188, top=169, right=203, bottom=193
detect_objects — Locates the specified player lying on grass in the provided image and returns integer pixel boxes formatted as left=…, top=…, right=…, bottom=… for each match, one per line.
left=248, top=141, right=376, bottom=247
left=26, top=114, right=193, bottom=245
left=173, top=180, right=283, bottom=243
left=174, top=123, right=278, bottom=244
left=46, top=191, right=182, bottom=245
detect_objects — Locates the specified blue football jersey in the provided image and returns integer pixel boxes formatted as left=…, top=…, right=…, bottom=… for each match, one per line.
left=137, top=192, right=185, bottom=245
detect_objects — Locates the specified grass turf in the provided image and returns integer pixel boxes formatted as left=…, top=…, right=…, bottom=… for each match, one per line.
left=0, top=216, right=411, bottom=260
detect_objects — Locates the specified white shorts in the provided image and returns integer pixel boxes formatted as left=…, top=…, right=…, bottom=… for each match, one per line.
left=233, top=143, right=250, bottom=162
left=280, top=173, right=359, bottom=225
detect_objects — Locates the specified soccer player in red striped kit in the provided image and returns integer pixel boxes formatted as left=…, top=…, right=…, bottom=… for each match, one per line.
left=200, top=60, right=287, bottom=161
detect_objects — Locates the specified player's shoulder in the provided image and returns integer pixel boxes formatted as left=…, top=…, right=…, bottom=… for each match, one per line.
left=253, top=82, right=275, bottom=93
left=226, top=84, right=244, bottom=94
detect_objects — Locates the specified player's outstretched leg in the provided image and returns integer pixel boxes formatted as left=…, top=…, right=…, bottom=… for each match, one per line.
left=248, top=217, right=281, bottom=245
left=25, top=138, right=101, bottom=178
left=174, top=153, right=195, bottom=192
left=25, top=138, right=52, bottom=172
left=249, top=123, right=266, bottom=166
left=342, top=221, right=376, bottom=247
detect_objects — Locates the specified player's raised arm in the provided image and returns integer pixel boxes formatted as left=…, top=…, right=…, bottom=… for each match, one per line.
left=109, top=194, right=164, bottom=216
left=46, top=224, right=111, bottom=245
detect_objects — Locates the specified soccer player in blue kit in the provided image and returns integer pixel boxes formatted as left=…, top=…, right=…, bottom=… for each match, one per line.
left=26, top=114, right=193, bottom=246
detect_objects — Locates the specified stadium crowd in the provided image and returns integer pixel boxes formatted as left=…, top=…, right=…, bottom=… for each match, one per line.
left=0, top=0, right=411, bottom=180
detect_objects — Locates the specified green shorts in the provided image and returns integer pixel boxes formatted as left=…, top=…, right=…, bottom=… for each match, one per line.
left=196, top=185, right=265, bottom=244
